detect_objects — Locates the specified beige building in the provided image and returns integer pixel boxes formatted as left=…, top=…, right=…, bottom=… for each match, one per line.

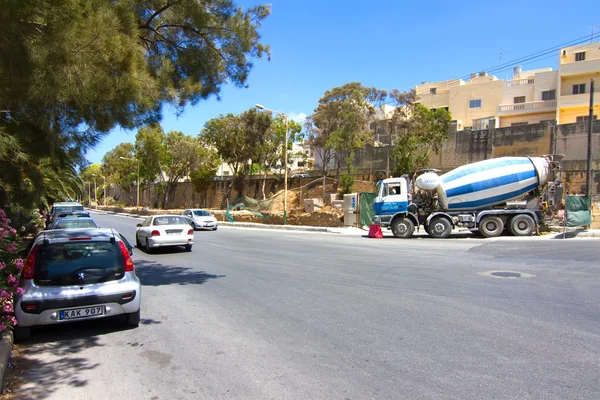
left=415, top=42, right=600, bottom=129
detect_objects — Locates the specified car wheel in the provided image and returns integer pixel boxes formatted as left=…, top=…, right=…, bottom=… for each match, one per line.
left=14, top=326, right=31, bottom=343
left=185, top=244, right=193, bottom=252
left=391, top=217, right=414, bottom=238
left=479, top=216, right=504, bottom=238
left=428, top=216, right=452, bottom=239
left=126, top=310, right=140, bottom=327
left=508, top=214, right=535, bottom=236
left=212, top=227, right=218, bottom=231
left=135, top=234, right=141, bottom=248
left=145, top=238, right=153, bottom=254
left=191, top=222, right=197, bottom=231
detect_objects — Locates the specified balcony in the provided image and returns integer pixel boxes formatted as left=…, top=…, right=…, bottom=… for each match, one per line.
left=559, top=57, right=600, bottom=76
left=558, top=92, right=597, bottom=108
left=504, top=78, right=534, bottom=87
left=498, top=100, right=556, bottom=115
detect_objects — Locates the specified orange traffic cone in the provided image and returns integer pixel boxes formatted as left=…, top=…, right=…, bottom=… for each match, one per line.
left=368, top=224, right=383, bottom=239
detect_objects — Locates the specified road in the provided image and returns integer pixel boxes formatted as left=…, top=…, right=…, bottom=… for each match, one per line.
left=12, top=212, right=600, bottom=400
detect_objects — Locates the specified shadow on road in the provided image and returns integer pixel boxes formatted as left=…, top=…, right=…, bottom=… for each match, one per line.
left=10, top=317, right=136, bottom=399
left=134, top=260, right=225, bottom=286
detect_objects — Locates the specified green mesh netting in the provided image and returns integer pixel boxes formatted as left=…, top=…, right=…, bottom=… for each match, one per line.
left=359, top=192, right=377, bottom=228
left=565, top=195, right=591, bottom=227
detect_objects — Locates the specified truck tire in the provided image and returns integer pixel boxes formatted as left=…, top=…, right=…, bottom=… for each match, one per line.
left=509, top=214, right=535, bottom=236
left=479, top=216, right=504, bottom=238
left=428, top=216, right=452, bottom=239
left=391, top=218, right=414, bottom=238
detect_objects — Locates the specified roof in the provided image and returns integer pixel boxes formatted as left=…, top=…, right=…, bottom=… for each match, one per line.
left=52, top=202, right=83, bottom=206
left=35, top=228, right=116, bottom=243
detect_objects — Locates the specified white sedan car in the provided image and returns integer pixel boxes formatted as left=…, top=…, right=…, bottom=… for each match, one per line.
left=182, top=209, right=219, bottom=231
left=135, top=215, right=194, bottom=253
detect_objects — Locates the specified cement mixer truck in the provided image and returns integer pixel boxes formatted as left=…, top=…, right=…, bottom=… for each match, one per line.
left=371, top=155, right=562, bottom=238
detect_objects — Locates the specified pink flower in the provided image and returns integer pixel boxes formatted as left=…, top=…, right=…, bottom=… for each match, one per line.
left=7, top=316, right=16, bottom=326
left=0, top=323, right=5, bottom=332
left=0, top=209, right=6, bottom=218
left=0, top=262, right=5, bottom=271
left=8, top=228, right=16, bottom=235
left=15, top=288, right=24, bottom=296
left=14, top=259, right=24, bottom=270
left=7, top=275, right=17, bottom=286
left=2, top=304, right=12, bottom=314
left=0, top=290, right=11, bottom=300
left=4, top=243, right=17, bottom=253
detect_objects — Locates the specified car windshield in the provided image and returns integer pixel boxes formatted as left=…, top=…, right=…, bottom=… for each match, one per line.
left=193, top=210, right=211, bottom=217
left=34, top=241, right=124, bottom=286
left=153, top=216, right=187, bottom=225
left=54, top=219, right=97, bottom=229
left=52, top=205, right=84, bottom=214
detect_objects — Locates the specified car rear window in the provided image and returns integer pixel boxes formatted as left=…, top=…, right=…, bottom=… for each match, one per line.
left=34, top=241, right=124, bottom=286
left=153, top=216, right=187, bottom=225
left=52, top=205, right=84, bottom=214
left=54, top=220, right=97, bottom=229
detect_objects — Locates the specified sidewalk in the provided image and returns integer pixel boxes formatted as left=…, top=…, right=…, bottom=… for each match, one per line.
left=88, top=209, right=600, bottom=238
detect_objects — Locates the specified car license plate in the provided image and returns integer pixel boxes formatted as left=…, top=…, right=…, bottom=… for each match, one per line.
left=59, top=306, right=105, bottom=320
left=167, top=232, right=180, bottom=236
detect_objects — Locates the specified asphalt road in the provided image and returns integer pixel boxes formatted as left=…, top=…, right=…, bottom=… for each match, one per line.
left=12, top=212, right=600, bottom=400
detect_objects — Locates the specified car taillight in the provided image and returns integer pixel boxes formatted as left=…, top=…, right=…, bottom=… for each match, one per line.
left=21, top=246, right=39, bottom=280
left=151, top=230, right=160, bottom=236
left=187, top=229, right=194, bottom=235
left=118, top=241, right=134, bottom=272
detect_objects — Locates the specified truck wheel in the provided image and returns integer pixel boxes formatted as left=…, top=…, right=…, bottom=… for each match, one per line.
left=391, top=218, right=414, bottom=238
left=509, top=214, right=535, bottom=236
left=428, top=216, right=452, bottom=239
left=479, top=216, right=504, bottom=238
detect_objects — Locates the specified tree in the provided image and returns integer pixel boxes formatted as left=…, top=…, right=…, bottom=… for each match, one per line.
left=135, top=124, right=165, bottom=190
left=0, top=0, right=270, bottom=210
left=101, top=143, right=137, bottom=202
left=80, top=164, right=104, bottom=203
left=386, top=91, right=452, bottom=175
left=313, top=82, right=386, bottom=193
left=189, top=145, right=220, bottom=207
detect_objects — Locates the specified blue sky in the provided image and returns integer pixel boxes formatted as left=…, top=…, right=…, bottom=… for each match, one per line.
left=85, top=0, right=600, bottom=164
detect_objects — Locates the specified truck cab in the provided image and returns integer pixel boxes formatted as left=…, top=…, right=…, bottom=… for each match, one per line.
left=372, top=177, right=420, bottom=238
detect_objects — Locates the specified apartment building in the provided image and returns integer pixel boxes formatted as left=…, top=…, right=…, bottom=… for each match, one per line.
left=415, top=41, right=600, bottom=129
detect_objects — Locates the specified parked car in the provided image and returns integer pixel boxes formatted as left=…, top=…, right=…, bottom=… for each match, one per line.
left=135, top=215, right=194, bottom=253
left=46, top=202, right=88, bottom=229
left=181, top=209, right=219, bottom=231
left=15, top=228, right=141, bottom=341
left=291, top=173, right=310, bottom=178
left=48, top=217, right=99, bottom=230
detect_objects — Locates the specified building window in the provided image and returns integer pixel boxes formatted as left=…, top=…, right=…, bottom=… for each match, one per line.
left=541, top=90, right=556, bottom=101
left=430, top=87, right=437, bottom=95
left=511, top=122, right=528, bottom=126
left=469, top=99, right=482, bottom=108
left=573, top=84, right=586, bottom=95
left=575, top=52, right=586, bottom=62
left=576, top=115, right=598, bottom=123
left=514, top=96, right=526, bottom=104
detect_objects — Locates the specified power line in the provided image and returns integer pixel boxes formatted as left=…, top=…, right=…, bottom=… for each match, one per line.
left=410, top=35, right=599, bottom=97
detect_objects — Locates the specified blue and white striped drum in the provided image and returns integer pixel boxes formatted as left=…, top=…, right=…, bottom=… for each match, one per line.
left=436, top=157, right=550, bottom=210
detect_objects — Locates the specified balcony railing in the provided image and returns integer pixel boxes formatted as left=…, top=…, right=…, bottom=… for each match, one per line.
left=498, top=100, right=556, bottom=114
left=504, top=78, right=535, bottom=87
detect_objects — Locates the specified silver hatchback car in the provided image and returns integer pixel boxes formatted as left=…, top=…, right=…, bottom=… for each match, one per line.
left=15, top=228, right=142, bottom=341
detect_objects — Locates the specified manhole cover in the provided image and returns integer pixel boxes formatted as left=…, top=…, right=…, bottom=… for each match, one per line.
left=477, top=271, right=536, bottom=279
left=491, top=272, right=521, bottom=278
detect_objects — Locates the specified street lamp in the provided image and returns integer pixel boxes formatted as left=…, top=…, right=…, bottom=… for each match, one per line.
left=120, top=156, right=140, bottom=208
left=92, top=173, right=106, bottom=208
left=256, top=104, right=289, bottom=225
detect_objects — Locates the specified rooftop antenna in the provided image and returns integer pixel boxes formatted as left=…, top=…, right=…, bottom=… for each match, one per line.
left=587, top=25, right=600, bottom=41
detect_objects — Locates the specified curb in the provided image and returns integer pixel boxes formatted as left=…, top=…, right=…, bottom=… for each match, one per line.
left=551, top=230, right=600, bottom=239
left=0, top=331, right=13, bottom=389
left=88, top=209, right=342, bottom=233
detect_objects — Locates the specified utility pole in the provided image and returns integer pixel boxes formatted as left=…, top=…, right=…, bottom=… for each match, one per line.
left=585, top=78, right=595, bottom=213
